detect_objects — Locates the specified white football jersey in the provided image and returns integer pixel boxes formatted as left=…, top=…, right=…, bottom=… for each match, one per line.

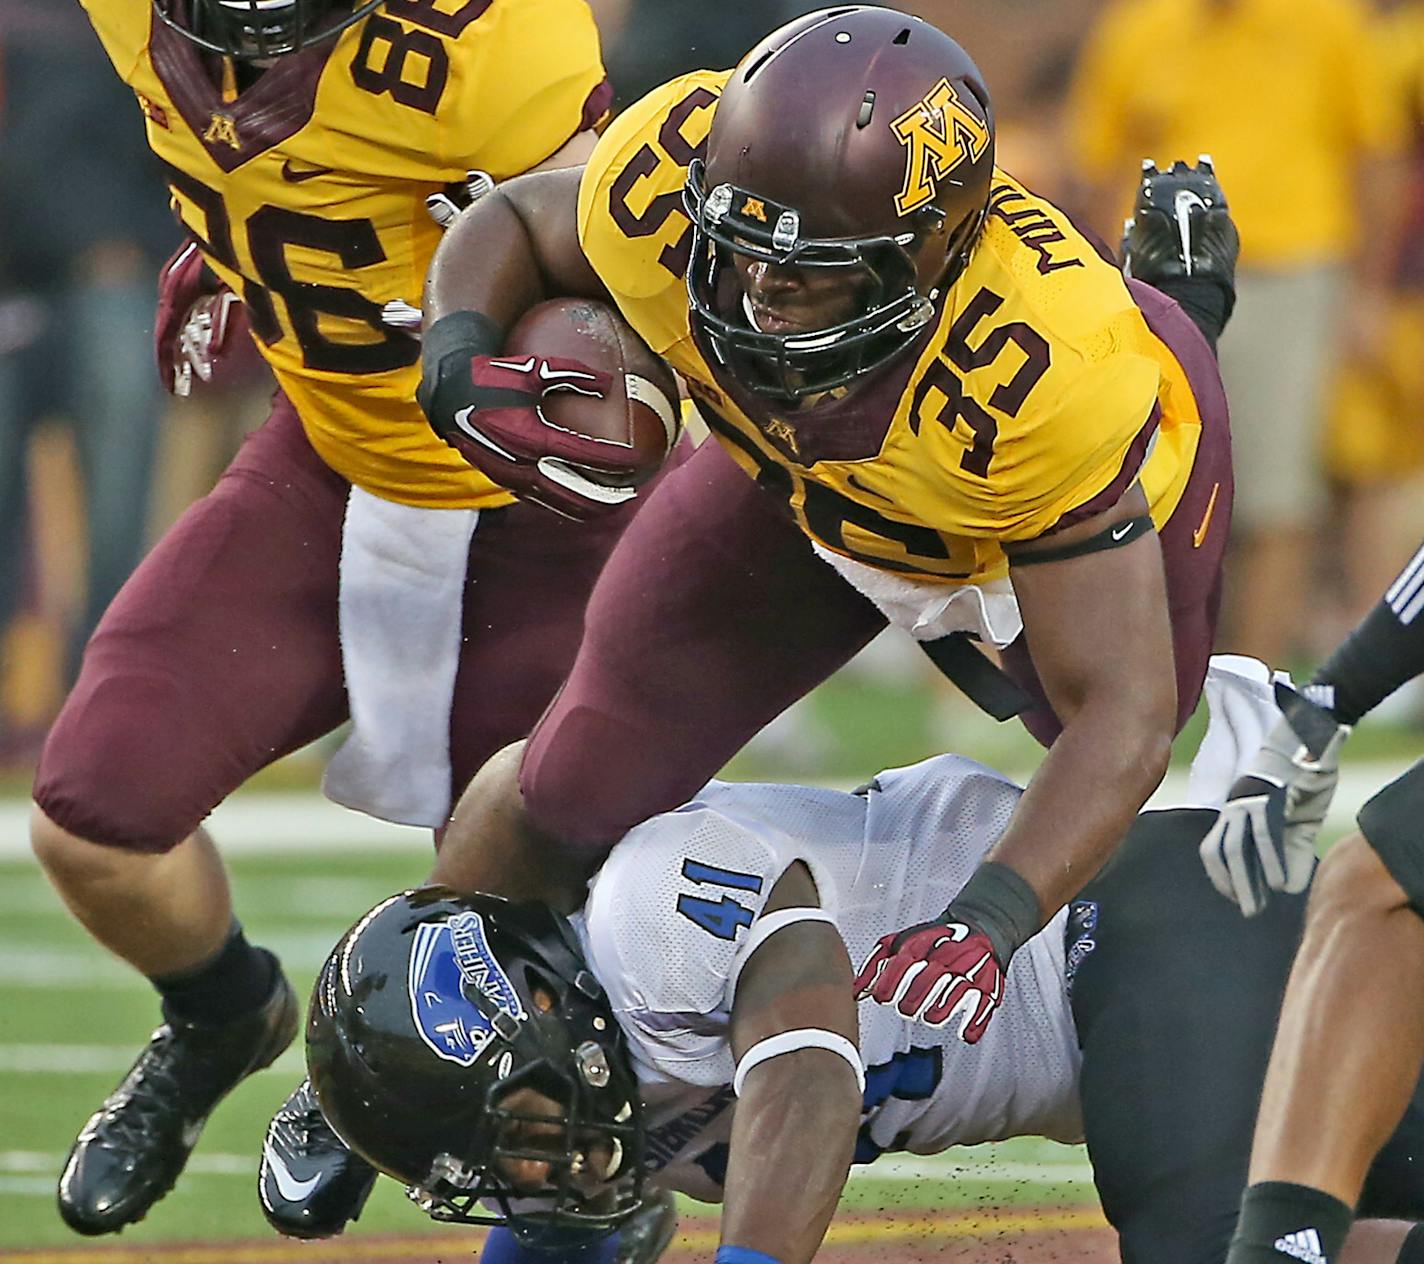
left=570, top=753, right=1082, bottom=1202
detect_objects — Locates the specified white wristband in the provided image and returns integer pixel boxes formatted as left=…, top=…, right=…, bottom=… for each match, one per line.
left=732, top=1028, right=864, bottom=1097
left=726, top=906, right=839, bottom=1003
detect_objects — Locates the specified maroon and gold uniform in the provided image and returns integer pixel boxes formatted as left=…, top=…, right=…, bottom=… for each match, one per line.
left=518, top=70, right=1233, bottom=843
left=1325, top=3, right=1424, bottom=486
left=35, top=1, right=635, bottom=853
left=579, top=71, right=1212, bottom=584
left=83, top=0, right=609, bottom=507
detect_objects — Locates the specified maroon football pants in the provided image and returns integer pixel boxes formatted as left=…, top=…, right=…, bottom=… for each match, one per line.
left=521, top=283, right=1233, bottom=849
left=34, top=394, right=649, bottom=853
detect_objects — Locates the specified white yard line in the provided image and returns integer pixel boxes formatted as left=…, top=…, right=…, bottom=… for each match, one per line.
left=0, top=794, right=429, bottom=860
left=0, top=875, right=409, bottom=917
left=0, top=1045, right=303, bottom=1074
left=0, top=763, right=1413, bottom=862
left=0, top=931, right=347, bottom=988
left=0, top=1151, right=257, bottom=1176
left=0, top=1147, right=1091, bottom=1196
left=865, top=1155, right=1093, bottom=1184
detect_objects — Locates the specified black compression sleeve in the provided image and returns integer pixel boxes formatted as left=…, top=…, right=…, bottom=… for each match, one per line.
left=947, top=861, right=1042, bottom=963
left=1309, top=541, right=1424, bottom=725
left=416, top=310, right=504, bottom=428
left=1149, top=276, right=1234, bottom=353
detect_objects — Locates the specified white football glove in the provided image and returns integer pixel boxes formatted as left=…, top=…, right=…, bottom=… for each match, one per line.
left=173, top=289, right=241, bottom=397
left=424, top=169, right=496, bottom=230
left=1199, top=680, right=1351, bottom=916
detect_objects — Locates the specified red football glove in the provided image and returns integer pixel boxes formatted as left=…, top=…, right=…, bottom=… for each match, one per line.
left=429, top=352, right=643, bottom=521
left=154, top=239, right=252, bottom=396
left=853, top=919, right=1006, bottom=1044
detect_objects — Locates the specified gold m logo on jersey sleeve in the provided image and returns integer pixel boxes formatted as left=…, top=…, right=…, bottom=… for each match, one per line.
left=891, top=78, right=990, bottom=216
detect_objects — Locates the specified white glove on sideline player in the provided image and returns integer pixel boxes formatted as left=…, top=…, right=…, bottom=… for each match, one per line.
left=1199, top=680, right=1351, bottom=916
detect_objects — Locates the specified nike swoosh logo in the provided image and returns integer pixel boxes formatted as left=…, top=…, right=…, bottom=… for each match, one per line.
left=281, top=159, right=334, bottom=184
left=265, top=1147, right=323, bottom=1202
left=1192, top=481, right=1221, bottom=548
left=453, top=406, right=519, bottom=461
left=846, top=472, right=895, bottom=503
left=538, top=361, right=596, bottom=384
left=1174, top=189, right=1207, bottom=277
left=1111, top=522, right=1133, bottom=542
left=488, top=356, right=536, bottom=373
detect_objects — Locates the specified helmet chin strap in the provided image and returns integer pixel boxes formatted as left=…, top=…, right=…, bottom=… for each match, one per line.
left=741, top=292, right=768, bottom=333
left=739, top=290, right=849, bottom=351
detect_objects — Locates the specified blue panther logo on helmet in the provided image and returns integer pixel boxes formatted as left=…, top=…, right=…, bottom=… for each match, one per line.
left=408, top=911, right=527, bottom=1067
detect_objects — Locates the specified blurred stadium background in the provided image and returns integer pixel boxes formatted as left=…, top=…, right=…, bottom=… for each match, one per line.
left=3, top=0, right=1424, bottom=1255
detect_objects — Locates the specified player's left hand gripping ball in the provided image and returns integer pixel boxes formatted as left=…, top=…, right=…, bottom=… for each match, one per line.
left=420, top=300, right=680, bottom=520
left=440, top=350, right=633, bottom=520
left=854, top=918, right=1005, bottom=1043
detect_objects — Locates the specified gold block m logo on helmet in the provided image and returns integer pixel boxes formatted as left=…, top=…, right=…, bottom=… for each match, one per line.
left=891, top=78, right=991, bottom=216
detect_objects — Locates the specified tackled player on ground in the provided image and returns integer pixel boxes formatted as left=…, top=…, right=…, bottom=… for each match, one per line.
left=302, top=660, right=1424, bottom=1264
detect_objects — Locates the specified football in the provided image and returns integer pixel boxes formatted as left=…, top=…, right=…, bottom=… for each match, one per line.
left=501, top=298, right=681, bottom=487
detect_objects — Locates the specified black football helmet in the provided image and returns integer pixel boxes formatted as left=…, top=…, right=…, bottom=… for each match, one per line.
left=307, top=887, right=646, bottom=1241
left=685, top=6, right=995, bottom=403
left=152, top=0, right=383, bottom=60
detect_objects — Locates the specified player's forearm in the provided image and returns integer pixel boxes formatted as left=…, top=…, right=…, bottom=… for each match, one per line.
left=425, top=188, right=555, bottom=331
left=424, top=168, right=604, bottom=330
left=719, top=1051, right=861, bottom=1264
left=994, top=506, right=1176, bottom=935
left=983, top=693, right=1172, bottom=934
left=1310, top=539, right=1424, bottom=725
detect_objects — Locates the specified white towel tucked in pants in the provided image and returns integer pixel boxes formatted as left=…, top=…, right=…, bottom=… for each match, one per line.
left=323, top=485, right=478, bottom=828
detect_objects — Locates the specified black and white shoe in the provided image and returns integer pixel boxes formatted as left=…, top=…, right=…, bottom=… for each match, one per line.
left=258, top=1078, right=376, bottom=1239
left=57, top=970, right=298, bottom=1235
left=617, top=1187, right=679, bottom=1264
left=1121, top=155, right=1240, bottom=292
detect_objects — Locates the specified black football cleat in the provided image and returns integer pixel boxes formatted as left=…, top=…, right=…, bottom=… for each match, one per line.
left=258, top=1078, right=376, bottom=1239
left=1121, top=156, right=1240, bottom=291
left=616, top=1187, right=679, bottom=1264
left=58, top=970, right=298, bottom=1235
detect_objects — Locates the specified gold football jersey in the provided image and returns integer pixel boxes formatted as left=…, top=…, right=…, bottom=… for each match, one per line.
left=578, top=72, right=1204, bottom=584
left=84, top=0, right=609, bottom=508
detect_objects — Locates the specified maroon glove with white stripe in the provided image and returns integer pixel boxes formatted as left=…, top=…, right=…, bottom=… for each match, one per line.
left=154, top=239, right=256, bottom=396
left=854, top=919, right=1006, bottom=1044
left=426, top=351, right=653, bottom=520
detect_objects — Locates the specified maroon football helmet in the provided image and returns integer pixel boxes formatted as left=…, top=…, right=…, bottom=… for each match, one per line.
left=685, top=6, right=995, bottom=402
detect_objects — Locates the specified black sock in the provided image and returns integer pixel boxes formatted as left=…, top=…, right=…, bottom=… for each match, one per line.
left=1152, top=275, right=1235, bottom=353
left=1227, top=1182, right=1354, bottom=1264
left=1398, top=1222, right=1424, bottom=1263
left=151, top=923, right=278, bottom=1025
